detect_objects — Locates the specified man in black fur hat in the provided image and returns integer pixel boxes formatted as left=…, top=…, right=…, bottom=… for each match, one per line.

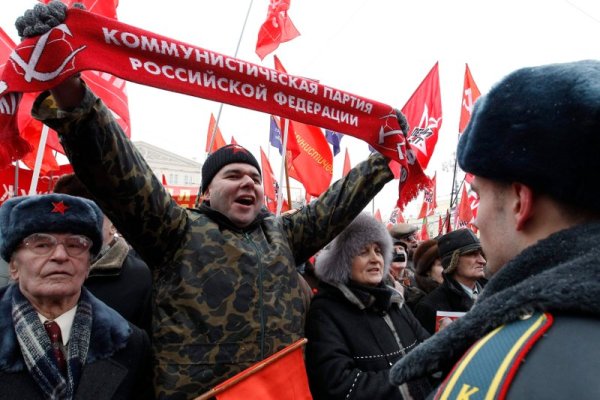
left=390, top=60, right=600, bottom=398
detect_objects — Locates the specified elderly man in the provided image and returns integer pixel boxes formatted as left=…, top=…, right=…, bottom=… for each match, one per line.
left=391, top=60, right=600, bottom=398
left=0, top=194, right=151, bottom=399
left=17, top=3, right=400, bottom=396
left=413, top=229, right=486, bottom=333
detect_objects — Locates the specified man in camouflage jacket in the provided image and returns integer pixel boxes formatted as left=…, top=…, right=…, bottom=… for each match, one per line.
left=31, top=75, right=394, bottom=398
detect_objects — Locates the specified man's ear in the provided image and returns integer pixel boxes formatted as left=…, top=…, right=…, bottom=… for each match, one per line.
left=9, top=260, right=19, bottom=281
left=512, top=183, right=535, bottom=231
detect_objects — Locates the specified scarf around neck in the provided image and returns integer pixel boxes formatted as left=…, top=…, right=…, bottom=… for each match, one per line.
left=0, top=8, right=429, bottom=206
left=12, top=286, right=92, bottom=400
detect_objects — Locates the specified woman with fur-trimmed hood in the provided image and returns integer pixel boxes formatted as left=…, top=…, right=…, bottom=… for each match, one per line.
left=305, top=213, right=433, bottom=400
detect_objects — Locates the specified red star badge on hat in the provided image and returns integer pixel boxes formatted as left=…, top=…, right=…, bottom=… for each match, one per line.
left=51, top=201, right=69, bottom=214
left=231, top=145, right=248, bottom=155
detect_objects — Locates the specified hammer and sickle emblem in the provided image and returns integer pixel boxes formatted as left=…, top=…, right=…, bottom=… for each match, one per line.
left=10, top=24, right=86, bottom=83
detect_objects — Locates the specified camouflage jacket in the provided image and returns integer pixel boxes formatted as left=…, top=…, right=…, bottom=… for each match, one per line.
left=33, top=87, right=394, bottom=398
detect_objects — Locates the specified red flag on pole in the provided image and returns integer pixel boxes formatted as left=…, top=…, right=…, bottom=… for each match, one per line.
left=455, top=184, right=474, bottom=229
left=206, top=113, right=227, bottom=153
left=459, top=63, right=481, bottom=134
left=342, top=147, right=351, bottom=177
left=420, top=217, right=430, bottom=241
left=438, top=214, right=444, bottom=236
left=386, top=206, right=405, bottom=229
left=417, top=173, right=437, bottom=219
left=391, top=62, right=442, bottom=172
left=196, top=339, right=311, bottom=400
left=255, top=0, right=301, bottom=60
left=444, top=209, right=452, bottom=234
left=260, top=147, right=289, bottom=213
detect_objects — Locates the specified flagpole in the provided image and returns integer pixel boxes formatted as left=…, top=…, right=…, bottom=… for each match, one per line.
left=14, top=160, right=19, bottom=197
left=28, top=124, right=50, bottom=195
left=276, top=119, right=290, bottom=216
left=207, top=0, right=254, bottom=154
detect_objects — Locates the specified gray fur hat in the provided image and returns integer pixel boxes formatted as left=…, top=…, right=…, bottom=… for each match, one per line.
left=315, top=213, right=393, bottom=284
left=0, top=194, right=103, bottom=262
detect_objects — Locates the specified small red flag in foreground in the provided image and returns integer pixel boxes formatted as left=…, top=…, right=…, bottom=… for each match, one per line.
left=195, top=339, right=311, bottom=400
left=256, top=0, right=300, bottom=60
left=459, top=63, right=481, bottom=134
left=343, top=147, right=351, bottom=177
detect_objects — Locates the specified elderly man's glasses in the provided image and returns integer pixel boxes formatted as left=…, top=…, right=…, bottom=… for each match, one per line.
left=21, top=233, right=92, bottom=256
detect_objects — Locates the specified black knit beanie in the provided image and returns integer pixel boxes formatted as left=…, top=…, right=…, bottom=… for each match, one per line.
left=201, top=144, right=261, bottom=193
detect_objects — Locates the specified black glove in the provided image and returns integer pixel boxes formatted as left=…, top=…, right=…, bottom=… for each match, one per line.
left=15, top=1, right=85, bottom=39
left=394, top=109, right=410, bottom=137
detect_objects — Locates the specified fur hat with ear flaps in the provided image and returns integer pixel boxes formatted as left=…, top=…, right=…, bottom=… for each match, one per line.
left=315, top=213, right=393, bottom=285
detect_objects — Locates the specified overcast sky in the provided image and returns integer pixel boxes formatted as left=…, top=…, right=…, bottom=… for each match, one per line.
left=2, top=0, right=600, bottom=219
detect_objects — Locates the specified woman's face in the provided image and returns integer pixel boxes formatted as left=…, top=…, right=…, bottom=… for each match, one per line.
left=350, top=243, right=384, bottom=286
left=429, top=258, right=444, bottom=284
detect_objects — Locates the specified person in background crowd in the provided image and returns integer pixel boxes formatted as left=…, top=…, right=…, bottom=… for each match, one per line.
left=391, top=60, right=600, bottom=399
left=0, top=194, right=152, bottom=399
left=16, top=2, right=405, bottom=396
left=388, top=223, right=419, bottom=268
left=413, top=239, right=443, bottom=295
left=53, top=173, right=153, bottom=336
left=413, top=229, right=486, bottom=333
left=305, top=214, right=432, bottom=400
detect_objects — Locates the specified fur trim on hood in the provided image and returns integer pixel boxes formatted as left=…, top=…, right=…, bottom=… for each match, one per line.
left=315, top=213, right=393, bottom=284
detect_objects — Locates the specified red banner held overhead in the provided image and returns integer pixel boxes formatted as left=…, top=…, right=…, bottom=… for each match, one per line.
left=0, top=9, right=425, bottom=206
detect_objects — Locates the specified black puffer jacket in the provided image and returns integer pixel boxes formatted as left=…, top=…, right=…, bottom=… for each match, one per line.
left=305, top=281, right=433, bottom=399
left=390, top=222, right=600, bottom=399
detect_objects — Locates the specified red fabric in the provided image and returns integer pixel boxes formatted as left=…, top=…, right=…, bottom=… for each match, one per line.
left=420, top=217, right=430, bottom=241
left=230, top=136, right=238, bottom=145
left=417, top=173, right=437, bottom=219
left=342, top=147, right=351, bottom=177
left=161, top=174, right=167, bottom=185
left=386, top=206, right=404, bottom=229
left=288, top=120, right=333, bottom=196
left=458, top=63, right=481, bottom=134
left=206, top=113, right=227, bottom=153
left=0, top=163, right=72, bottom=204
left=272, top=57, right=302, bottom=160
left=438, top=214, right=443, bottom=236
left=260, top=147, right=280, bottom=213
left=455, top=185, right=473, bottom=229
left=163, top=184, right=199, bottom=208
left=396, top=62, right=442, bottom=171
left=0, top=9, right=420, bottom=205
left=374, top=209, right=382, bottom=222
left=444, top=209, right=452, bottom=233
left=255, top=0, right=300, bottom=60
left=43, top=321, right=67, bottom=375
left=211, top=339, right=311, bottom=400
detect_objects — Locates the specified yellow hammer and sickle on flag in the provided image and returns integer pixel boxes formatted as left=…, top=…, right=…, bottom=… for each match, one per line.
left=457, top=384, right=479, bottom=400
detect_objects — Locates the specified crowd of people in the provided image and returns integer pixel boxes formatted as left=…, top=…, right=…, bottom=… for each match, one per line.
left=1, top=2, right=599, bottom=399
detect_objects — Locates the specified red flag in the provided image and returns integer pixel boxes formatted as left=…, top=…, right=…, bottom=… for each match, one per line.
left=163, top=184, right=199, bottom=208
left=420, top=217, right=430, bottom=241
left=399, top=62, right=443, bottom=170
left=0, top=164, right=73, bottom=205
left=162, top=174, right=168, bottom=185
left=260, top=147, right=289, bottom=213
left=459, top=64, right=481, bottom=134
left=198, top=339, right=311, bottom=400
left=342, top=147, right=351, bottom=177
left=386, top=206, right=405, bottom=229
left=374, top=209, right=382, bottom=222
left=444, top=209, right=452, bottom=234
left=455, top=184, right=474, bottom=229
left=41, top=0, right=131, bottom=136
left=288, top=120, right=333, bottom=196
left=231, top=136, right=238, bottom=145
left=272, top=57, right=302, bottom=159
left=206, top=113, right=227, bottom=153
left=417, top=173, right=437, bottom=219
left=255, top=0, right=300, bottom=60
left=438, top=214, right=443, bottom=236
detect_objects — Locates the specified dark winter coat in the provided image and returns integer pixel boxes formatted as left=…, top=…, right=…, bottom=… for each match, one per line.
left=34, top=87, right=393, bottom=397
left=390, top=222, right=600, bottom=399
left=305, top=281, right=433, bottom=400
left=85, top=237, right=153, bottom=336
left=412, top=274, right=475, bottom=334
left=0, top=285, right=153, bottom=400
